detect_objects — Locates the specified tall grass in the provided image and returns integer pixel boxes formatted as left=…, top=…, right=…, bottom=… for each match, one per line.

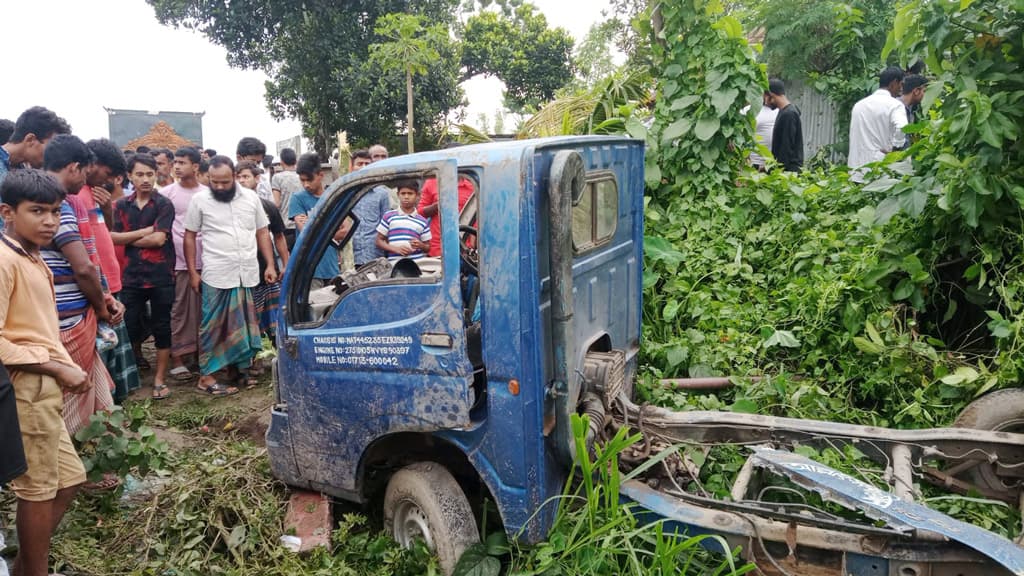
left=502, top=414, right=753, bottom=575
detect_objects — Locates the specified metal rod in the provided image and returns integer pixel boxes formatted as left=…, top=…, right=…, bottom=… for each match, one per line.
left=892, top=444, right=915, bottom=501
left=731, top=457, right=756, bottom=502
left=660, top=377, right=751, bottom=390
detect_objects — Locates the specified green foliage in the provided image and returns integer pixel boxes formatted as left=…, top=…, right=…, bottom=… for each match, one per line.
left=52, top=442, right=435, bottom=576
left=370, top=13, right=450, bottom=153
left=504, top=414, right=753, bottom=575
left=519, top=65, right=652, bottom=138
left=751, top=0, right=895, bottom=153
left=371, top=14, right=446, bottom=78
left=571, top=20, right=621, bottom=90
left=159, top=396, right=246, bottom=430
left=638, top=0, right=1024, bottom=534
left=147, top=0, right=464, bottom=156
left=644, top=1, right=766, bottom=196
left=461, top=4, right=576, bottom=113
left=74, top=403, right=169, bottom=482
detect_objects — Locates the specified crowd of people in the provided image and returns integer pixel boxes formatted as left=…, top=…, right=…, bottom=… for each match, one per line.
left=0, top=104, right=417, bottom=576
left=751, top=66, right=928, bottom=175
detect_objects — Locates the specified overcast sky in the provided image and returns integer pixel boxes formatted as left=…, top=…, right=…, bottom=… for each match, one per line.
left=1, top=0, right=611, bottom=156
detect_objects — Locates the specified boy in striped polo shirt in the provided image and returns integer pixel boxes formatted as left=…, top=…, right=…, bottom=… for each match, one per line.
left=376, top=179, right=431, bottom=261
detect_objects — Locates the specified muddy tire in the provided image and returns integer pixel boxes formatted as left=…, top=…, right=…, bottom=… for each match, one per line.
left=953, top=388, right=1024, bottom=496
left=383, top=462, right=479, bottom=575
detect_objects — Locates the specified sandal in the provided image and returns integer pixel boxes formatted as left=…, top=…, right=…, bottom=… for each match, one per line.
left=152, top=383, right=171, bottom=400
left=168, top=365, right=196, bottom=382
left=83, top=472, right=121, bottom=492
left=234, top=369, right=258, bottom=390
left=197, top=382, right=238, bottom=397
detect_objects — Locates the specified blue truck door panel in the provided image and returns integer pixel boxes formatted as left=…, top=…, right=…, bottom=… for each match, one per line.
left=277, top=158, right=474, bottom=492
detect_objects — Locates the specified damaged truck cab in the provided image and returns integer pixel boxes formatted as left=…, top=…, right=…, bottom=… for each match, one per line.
left=267, top=136, right=644, bottom=571
left=267, top=136, right=1024, bottom=575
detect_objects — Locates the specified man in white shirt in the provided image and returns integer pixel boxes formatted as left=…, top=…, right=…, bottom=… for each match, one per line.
left=848, top=66, right=909, bottom=182
left=747, top=98, right=778, bottom=171
left=183, top=156, right=277, bottom=395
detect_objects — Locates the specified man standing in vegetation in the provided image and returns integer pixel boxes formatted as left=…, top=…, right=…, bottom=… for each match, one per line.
left=848, top=66, right=908, bottom=182
left=900, top=75, right=928, bottom=126
left=765, top=78, right=803, bottom=172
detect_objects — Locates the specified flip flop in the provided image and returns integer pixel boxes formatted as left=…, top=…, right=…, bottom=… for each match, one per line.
left=168, top=365, right=196, bottom=382
left=83, top=473, right=121, bottom=492
left=233, top=369, right=259, bottom=390
left=152, top=383, right=171, bottom=400
left=197, top=382, right=239, bottom=397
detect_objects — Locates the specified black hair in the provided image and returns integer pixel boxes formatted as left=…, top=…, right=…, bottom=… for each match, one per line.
left=209, top=155, right=236, bottom=173
left=296, top=153, right=321, bottom=177
left=280, top=147, right=297, bottom=165
left=174, top=146, right=202, bottom=164
left=902, top=74, right=928, bottom=93
left=136, top=145, right=151, bottom=154
left=262, top=154, right=273, bottom=169
left=10, top=106, right=71, bottom=144
left=0, top=168, right=64, bottom=208
left=42, top=134, right=94, bottom=172
left=204, top=148, right=217, bottom=157
left=121, top=148, right=135, bottom=157
left=199, top=159, right=210, bottom=174
left=394, top=178, right=423, bottom=193
left=236, top=160, right=263, bottom=175
left=236, top=137, right=266, bottom=158
left=87, top=138, right=128, bottom=177
left=152, top=148, right=174, bottom=162
left=351, top=149, right=371, bottom=162
left=879, top=66, right=905, bottom=88
left=767, top=78, right=786, bottom=96
left=0, top=119, right=13, bottom=145
left=126, top=153, right=158, bottom=173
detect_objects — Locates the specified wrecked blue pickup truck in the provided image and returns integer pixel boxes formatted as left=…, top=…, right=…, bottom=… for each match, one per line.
left=267, top=136, right=1024, bottom=575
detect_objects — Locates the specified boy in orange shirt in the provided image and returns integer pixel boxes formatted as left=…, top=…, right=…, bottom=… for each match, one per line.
left=0, top=169, right=89, bottom=576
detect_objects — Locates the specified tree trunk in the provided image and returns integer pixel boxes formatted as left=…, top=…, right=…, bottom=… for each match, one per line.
left=406, top=68, right=415, bottom=154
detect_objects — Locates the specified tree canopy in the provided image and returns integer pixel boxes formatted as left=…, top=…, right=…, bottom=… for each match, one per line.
left=147, top=0, right=464, bottom=156
left=370, top=14, right=448, bottom=153
left=460, top=4, right=575, bottom=113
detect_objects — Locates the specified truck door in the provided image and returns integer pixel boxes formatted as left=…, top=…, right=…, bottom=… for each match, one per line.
left=277, top=159, right=474, bottom=492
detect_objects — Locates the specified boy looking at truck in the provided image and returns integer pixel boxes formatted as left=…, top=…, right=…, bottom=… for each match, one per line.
left=289, top=153, right=340, bottom=289
left=376, top=179, right=431, bottom=261
left=0, top=169, right=89, bottom=576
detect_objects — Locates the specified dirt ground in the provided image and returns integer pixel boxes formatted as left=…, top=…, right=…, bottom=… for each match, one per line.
left=132, top=340, right=276, bottom=448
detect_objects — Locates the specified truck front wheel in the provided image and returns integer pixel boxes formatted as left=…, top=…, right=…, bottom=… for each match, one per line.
left=384, top=461, right=480, bottom=575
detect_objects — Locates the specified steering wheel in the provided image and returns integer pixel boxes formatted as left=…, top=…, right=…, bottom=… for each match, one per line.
left=459, top=225, right=479, bottom=276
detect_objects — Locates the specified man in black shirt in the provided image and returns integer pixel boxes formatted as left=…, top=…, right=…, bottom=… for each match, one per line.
left=111, top=154, right=176, bottom=399
left=766, top=78, right=804, bottom=172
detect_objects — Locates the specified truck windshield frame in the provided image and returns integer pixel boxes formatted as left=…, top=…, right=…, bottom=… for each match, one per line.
left=286, top=168, right=449, bottom=328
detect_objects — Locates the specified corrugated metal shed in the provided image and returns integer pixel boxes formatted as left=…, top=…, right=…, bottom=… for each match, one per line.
left=787, top=79, right=841, bottom=161
left=106, top=108, right=204, bottom=149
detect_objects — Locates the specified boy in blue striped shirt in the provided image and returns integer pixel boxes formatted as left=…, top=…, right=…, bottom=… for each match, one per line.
left=376, top=179, right=431, bottom=261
